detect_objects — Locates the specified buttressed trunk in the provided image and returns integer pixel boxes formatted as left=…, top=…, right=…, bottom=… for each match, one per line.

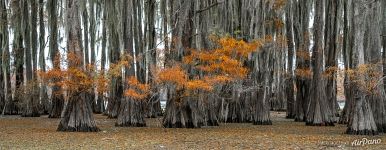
left=163, top=88, right=203, bottom=128
left=48, top=0, right=63, bottom=118
left=253, top=48, right=272, bottom=125
left=116, top=98, right=146, bottom=127
left=293, top=0, right=312, bottom=122
left=346, top=0, right=377, bottom=135
left=305, top=0, right=334, bottom=126
left=364, top=1, right=386, bottom=133
left=58, top=93, right=99, bottom=132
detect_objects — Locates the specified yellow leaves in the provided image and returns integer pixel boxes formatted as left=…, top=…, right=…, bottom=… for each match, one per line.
left=124, top=76, right=150, bottom=100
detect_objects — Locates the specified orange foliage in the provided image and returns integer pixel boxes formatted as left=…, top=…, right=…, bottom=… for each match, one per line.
left=155, top=66, right=187, bottom=88
left=295, top=68, right=312, bottom=79
left=124, top=76, right=150, bottom=100
left=273, top=0, right=287, bottom=10
left=107, top=60, right=130, bottom=77
left=40, top=52, right=109, bottom=97
left=185, top=37, right=261, bottom=80
left=186, top=79, right=213, bottom=91
left=323, top=66, right=338, bottom=78
left=346, top=63, right=383, bottom=95
left=296, top=50, right=311, bottom=61
left=96, top=72, right=108, bottom=94
left=159, top=37, right=261, bottom=94
left=204, top=75, right=232, bottom=85
left=274, top=18, right=284, bottom=30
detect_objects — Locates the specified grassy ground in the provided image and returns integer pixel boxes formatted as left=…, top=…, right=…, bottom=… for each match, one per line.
left=0, top=112, right=385, bottom=150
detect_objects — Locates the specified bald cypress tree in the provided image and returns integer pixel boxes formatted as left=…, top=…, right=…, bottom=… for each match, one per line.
left=346, top=0, right=378, bottom=135
left=57, top=0, right=99, bottom=132
left=285, top=0, right=295, bottom=119
left=21, top=0, right=40, bottom=117
left=0, top=0, right=11, bottom=115
left=5, top=0, right=24, bottom=115
left=305, top=0, right=334, bottom=126
left=48, top=0, right=64, bottom=118
left=0, top=0, right=5, bottom=113
left=105, top=0, right=123, bottom=118
left=39, top=0, right=50, bottom=115
left=294, top=0, right=312, bottom=122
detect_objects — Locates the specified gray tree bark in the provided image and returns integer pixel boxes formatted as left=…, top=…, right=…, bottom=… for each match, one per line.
left=346, top=0, right=378, bottom=135
left=48, top=0, right=64, bottom=118
left=58, top=0, right=99, bottom=132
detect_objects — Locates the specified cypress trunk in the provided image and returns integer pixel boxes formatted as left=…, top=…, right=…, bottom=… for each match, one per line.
left=58, top=93, right=100, bottom=132
left=305, top=0, right=334, bottom=126
left=0, top=0, right=11, bottom=115
left=58, top=0, right=99, bottom=132
left=285, top=0, right=295, bottom=119
left=116, top=98, right=146, bottom=127
left=38, top=0, right=50, bottom=115
left=163, top=88, right=203, bottom=128
left=48, top=0, right=64, bottom=118
left=346, top=0, right=378, bottom=135
left=293, top=0, right=312, bottom=122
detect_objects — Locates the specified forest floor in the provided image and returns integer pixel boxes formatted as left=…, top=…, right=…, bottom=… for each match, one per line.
left=0, top=112, right=385, bottom=150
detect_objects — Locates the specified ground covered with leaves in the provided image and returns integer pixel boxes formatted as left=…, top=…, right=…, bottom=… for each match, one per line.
left=0, top=112, right=385, bottom=149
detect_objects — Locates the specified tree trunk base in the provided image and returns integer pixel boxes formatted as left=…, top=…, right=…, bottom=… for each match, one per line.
left=376, top=124, right=386, bottom=133
left=21, top=112, right=40, bottom=117
left=106, top=97, right=120, bottom=119
left=2, top=102, right=19, bottom=115
left=57, top=94, right=99, bottom=132
left=164, top=121, right=199, bottom=128
left=305, top=121, right=335, bottom=126
left=163, top=97, right=203, bottom=128
left=253, top=120, right=272, bottom=125
left=116, top=99, right=146, bottom=127
left=346, top=128, right=378, bottom=135
left=49, top=96, right=64, bottom=118
left=115, top=123, right=146, bottom=127
left=206, top=120, right=219, bottom=126
left=286, top=114, right=295, bottom=119
left=58, top=124, right=100, bottom=132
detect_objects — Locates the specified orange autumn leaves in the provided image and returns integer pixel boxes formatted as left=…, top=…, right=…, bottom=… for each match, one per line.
left=40, top=37, right=260, bottom=100
left=40, top=52, right=150, bottom=100
left=157, top=37, right=261, bottom=92
left=39, top=52, right=96, bottom=95
left=124, top=76, right=150, bottom=100
left=346, top=63, right=383, bottom=95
